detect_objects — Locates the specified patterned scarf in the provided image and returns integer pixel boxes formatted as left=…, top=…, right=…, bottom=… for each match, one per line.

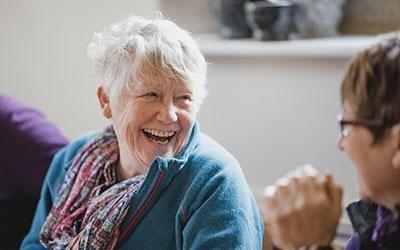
left=40, top=126, right=146, bottom=250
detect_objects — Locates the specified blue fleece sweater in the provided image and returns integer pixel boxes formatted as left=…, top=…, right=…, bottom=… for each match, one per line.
left=21, top=123, right=263, bottom=249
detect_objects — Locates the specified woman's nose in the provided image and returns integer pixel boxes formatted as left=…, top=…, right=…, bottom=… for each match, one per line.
left=157, top=102, right=178, bottom=124
left=336, top=134, right=345, bottom=151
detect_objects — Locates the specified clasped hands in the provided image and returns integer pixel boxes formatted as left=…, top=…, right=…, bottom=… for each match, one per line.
left=261, top=165, right=343, bottom=250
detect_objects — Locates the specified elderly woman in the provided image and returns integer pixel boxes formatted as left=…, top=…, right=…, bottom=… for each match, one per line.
left=21, top=15, right=263, bottom=249
left=262, top=33, right=400, bottom=250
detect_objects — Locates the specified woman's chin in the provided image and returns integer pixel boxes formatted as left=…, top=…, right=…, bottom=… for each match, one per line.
left=142, top=145, right=174, bottom=162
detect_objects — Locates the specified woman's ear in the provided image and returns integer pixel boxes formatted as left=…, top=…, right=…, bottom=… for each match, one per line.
left=97, top=86, right=112, bottom=119
left=391, top=123, right=400, bottom=169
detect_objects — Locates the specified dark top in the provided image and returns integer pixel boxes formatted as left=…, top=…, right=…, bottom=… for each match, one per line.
left=0, top=95, right=68, bottom=249
left=346, top=199, right=400, bottom=250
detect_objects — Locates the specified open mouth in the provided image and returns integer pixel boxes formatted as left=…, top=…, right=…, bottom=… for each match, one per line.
left=142, top=128, right=176, bottom=145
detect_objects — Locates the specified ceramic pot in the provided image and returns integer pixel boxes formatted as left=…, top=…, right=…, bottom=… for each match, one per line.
left=209, top=0, right=259, bottom=39
left=291, top=0, right=346, bottom=38
left=244, top=0, right=294, bottom=41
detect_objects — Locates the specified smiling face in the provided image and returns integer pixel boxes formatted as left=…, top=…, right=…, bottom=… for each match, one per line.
left=99, top=73, right=196, bottom=176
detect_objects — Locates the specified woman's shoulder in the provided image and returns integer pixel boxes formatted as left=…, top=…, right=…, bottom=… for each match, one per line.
left=178, top=132, right=260, bottom=229
left=183, top=132, right=246, bottom=188
left=190, top=132, right=241, bottom=171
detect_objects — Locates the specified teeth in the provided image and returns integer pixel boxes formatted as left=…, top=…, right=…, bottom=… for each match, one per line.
left=143, top=128, right=175, bottom=138
left=149, top=138, right=169, bottom=144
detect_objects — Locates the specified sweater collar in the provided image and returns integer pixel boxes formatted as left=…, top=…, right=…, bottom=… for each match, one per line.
left=149, top=122, right=200, bottom=183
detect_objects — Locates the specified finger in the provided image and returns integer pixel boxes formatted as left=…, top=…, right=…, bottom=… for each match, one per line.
left=298, top=164, right=319, bottom=177
left=275, top=180, right=292, bottom=213
left=285, top=164, right=315, bottom=179
left=303, top=164, right=319, bottom=175
left=264, top=185, right=277, bottom=198
left=299, top=173, right=321, bottom=195
left=263, top=185, right=279, bottom=218
left=323, top=173, right=343, bottom=206
left=285, top=168, right=303, bottom=179
left=297, top=165, right=320, bottom=191
left=287, top=176, right=301, bottom=193
left=330, top=182, right=343, bottom=211
left=324, top=171, right=333, bottom=182
left=287, top=176, right=305, bottom=208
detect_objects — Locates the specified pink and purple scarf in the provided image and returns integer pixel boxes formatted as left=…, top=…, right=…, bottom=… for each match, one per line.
left=40, top=126, right=145, bottom=249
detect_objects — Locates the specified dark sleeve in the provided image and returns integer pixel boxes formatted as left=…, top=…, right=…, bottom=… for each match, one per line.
left=0, top=95, right=68, bottom=196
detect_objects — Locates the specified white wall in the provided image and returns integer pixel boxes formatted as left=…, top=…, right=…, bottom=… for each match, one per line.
left=198, top=56, right=358, bottom=205
left=0, top=0, right=158, bottom=139
left=159, top=0, right=218, bottom=33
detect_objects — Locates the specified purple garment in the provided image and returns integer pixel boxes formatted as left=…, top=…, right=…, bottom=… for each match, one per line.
left=0, top=95, right=68, bottom=249
left=345, top=200, right=400, bottom=250
left=371, top=205, right=398, bottom=247
left=345, top=234, right=360, bottom=250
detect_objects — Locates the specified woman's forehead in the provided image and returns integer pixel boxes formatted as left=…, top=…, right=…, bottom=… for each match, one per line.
left=133, top=76, right=192, bottom=92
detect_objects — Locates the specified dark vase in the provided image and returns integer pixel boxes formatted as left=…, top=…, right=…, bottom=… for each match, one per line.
left=244, top=0, right=294, bottom=41
left=209, top=0, right=259, bottom=39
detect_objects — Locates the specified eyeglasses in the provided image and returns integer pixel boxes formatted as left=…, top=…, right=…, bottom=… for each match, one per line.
left=336, top=114, right=382, bottom=138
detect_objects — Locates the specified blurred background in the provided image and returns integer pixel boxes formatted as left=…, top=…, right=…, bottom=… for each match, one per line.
left=1, top=0, right=400, bottom=225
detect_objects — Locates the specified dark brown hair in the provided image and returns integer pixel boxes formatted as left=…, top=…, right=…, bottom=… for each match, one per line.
left=341, top=33, right=400, bottom=143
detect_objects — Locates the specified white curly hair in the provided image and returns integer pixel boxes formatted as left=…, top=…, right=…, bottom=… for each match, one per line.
left=87, top=14, right=208, bottom=111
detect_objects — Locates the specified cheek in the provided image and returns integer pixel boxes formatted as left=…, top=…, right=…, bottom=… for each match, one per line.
left=345, top=137, right=364, bottom=165
left=124, top=123, right=136, bottom=146
left=180, top=112, right=196, bottom=130
left=347, top=143, right=377, bottom=196
left=174, top=112, right=195, bottom=149
left=113, top=107, right=143, bottom=142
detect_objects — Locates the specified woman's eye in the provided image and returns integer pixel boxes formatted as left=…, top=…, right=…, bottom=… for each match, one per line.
left=145, top=92, right=159, bottom=98
left=179, top=95, right=192, bottom=101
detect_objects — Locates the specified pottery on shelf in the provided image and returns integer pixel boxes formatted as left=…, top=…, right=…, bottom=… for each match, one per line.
left=209, top=0, right=259, bottom=39
left=291, top=0, right=346, bottom=38
left=244, top=0, right=294, bottom=41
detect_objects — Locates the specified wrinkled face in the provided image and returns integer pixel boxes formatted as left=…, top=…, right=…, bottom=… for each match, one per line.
left=109, top=75, right=196, bottom=174
left=337, top=103, right=395, bottom=200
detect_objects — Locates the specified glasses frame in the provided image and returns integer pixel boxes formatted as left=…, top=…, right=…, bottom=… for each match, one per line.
left=336, top=114, right=383, bottom=137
